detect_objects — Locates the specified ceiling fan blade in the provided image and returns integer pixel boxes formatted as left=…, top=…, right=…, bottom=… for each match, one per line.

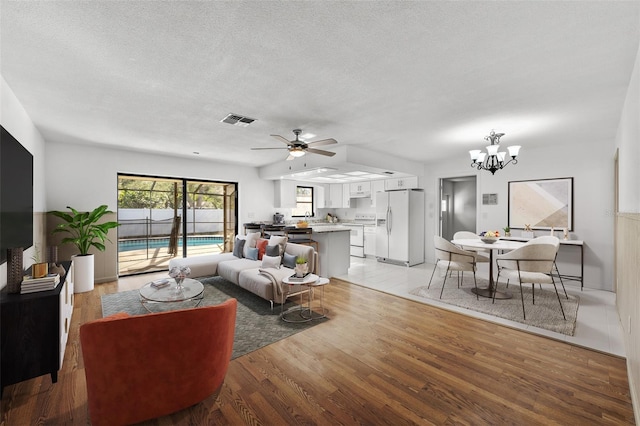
left=306, top=148, right=336, bottom=157
left=270, top=134, right=292, bottom=145
left=286, top=154, right=295, bottom=161
left=251, top=147, right=288, bottom=150
left=306, top=138, right=337, bottom=147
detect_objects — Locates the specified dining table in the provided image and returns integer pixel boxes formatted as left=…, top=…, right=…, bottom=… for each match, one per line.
left=451, top=238, right=525, bottom=299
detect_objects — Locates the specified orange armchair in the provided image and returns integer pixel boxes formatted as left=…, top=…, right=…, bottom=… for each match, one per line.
left=80, top=299, right=237, bottom=426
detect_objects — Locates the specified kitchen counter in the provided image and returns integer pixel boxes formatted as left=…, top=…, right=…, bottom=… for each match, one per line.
left=308, top=228, right=350, bottom=277
left=310, top=225, right=350, bottom=233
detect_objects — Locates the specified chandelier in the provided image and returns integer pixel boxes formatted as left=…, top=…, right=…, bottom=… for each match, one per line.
left=469, top=130, right=521, bottom=174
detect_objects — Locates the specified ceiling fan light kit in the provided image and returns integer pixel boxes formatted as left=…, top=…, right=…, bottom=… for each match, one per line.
left=251, top=129, right=337, bottom=161
left=469, top=130, right=521, bottom=175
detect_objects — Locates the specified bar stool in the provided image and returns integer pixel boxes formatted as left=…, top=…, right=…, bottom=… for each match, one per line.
left=243, top=223, right=263, bottom=236
left=261, top=224, right=285, bottom=238
left=284, top=227, right=319, bottom=272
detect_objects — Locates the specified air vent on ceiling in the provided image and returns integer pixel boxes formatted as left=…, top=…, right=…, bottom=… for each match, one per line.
left=383, top=171, right=395, bottom=175
left=220, top=113, right=256, bottom=127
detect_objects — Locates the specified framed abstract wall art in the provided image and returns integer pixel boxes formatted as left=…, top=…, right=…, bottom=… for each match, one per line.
left=508, top=177, right=573, bottom=230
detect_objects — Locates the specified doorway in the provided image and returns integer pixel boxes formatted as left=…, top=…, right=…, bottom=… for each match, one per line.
left=439, top=176, right=478, bottom=240
left=117, top=174, right=238, bottom=276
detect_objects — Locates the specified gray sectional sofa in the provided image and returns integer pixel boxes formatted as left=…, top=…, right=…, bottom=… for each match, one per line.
left=168, top=236, right=317, bottom=309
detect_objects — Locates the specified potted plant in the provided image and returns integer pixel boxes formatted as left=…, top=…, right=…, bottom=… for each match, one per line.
left=294, top=256, right=309, bottom=277
left=49, top=205, right=119, bottom=293
left=503, top=226, right=511, bottom=237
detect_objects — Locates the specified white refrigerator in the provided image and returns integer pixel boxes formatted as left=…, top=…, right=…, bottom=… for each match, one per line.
left=376, top=189, right=425, bottom=266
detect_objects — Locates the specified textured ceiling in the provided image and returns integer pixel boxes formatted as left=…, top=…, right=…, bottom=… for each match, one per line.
left=1, top=1, right=639, bottom=169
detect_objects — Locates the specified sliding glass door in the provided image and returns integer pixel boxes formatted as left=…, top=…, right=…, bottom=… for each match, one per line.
left=117, top=174, right=237, bottom=276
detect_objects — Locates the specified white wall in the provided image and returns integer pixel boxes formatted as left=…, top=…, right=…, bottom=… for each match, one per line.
left=424, top=137, right=615, bottom=291
left=44, top=141, right=274, bottom=226
left=616, top=44, right=640, bottom=213
left=0, top=76, right=47, bottom=289
left=614, top=42, right=640, bottom=421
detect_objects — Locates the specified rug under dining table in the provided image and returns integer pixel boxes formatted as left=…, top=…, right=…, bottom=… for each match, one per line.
left=410, top=275, right=579, bottom=336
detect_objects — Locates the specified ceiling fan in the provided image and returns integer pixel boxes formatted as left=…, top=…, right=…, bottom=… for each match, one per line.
left=251, top=129, right=337, bottom=161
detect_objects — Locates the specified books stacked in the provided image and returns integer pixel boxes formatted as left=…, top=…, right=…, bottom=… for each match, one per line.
left=21, top=273, right=60, bottom=294
left=288, top=272, right=311, bottom=282
left=150, top=278, right=170, bottom=289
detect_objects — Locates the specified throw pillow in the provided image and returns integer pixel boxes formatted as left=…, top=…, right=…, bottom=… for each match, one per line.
left=256, top=238, right=269, bottom=260
left=232, top=238, right=245, bottom=258
left=243, top=231, right=261, bottom=258
left=265, top=244, right=280, bottom=257
left=245, top=247, right=259, bottom=261
left=268, top=235, right=287, bottom=256
left=261, top=255, right=281, bottom=269
left=282, top=252, right=297, bottom=269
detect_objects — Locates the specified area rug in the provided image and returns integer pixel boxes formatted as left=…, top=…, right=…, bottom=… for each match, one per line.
left=101, top=276, right=327, bottom=359
left=410, top=276, right=579, bottom=336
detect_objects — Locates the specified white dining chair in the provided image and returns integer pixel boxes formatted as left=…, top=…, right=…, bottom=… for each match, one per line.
left=452, top=231, right=490, bottom=263
left=428, top=235, right=480, bottom=300
left=495, top=236, right=565, bottom=320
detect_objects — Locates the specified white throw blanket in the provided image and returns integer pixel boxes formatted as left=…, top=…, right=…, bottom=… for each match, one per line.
left=258, top=268, right=283, bottom=298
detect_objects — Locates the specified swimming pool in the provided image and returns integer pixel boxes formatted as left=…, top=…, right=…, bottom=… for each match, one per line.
left=118, top=236, right=224, bottom=252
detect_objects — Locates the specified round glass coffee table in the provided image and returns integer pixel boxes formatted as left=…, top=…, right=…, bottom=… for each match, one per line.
left=139, top=278, right=204, bottom=312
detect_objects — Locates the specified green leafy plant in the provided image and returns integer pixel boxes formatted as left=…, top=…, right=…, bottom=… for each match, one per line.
left=50, top=205, right=120, bottom=255
left=296, top=256, right=308, bottom=265
left=503, top=226, right=511, bottom=233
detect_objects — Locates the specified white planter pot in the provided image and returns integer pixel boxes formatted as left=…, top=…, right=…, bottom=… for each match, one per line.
left=72, top=254, right=94, bottom=293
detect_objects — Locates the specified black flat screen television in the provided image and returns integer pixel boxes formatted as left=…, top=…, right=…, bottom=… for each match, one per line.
left=1, top=125, right=34, bottom=263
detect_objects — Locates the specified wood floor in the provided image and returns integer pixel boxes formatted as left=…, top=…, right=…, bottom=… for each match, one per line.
left=0, top=277, right=635, bottom=425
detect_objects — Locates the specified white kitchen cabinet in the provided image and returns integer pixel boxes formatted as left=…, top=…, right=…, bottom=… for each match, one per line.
left=370, top=180, right=385, bottom=207
left=349, top=181, right=371, bottom=198
left=342, top=183, right=351, bottom=208
left=384, top=176, right=419, bottom=191
left=364, top=226, right=376, bottom=256
left=324, top=183, right=348, bottom=208
left=274, top=180, right=297, bottom=208
left=315, top=185, right=326, bottom=208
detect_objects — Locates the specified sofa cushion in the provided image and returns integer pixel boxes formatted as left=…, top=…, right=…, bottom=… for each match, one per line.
left=265, top=244, right=280, bottom=258
left=268, top=235, right=287, bottom=255
left=261, top=255, right=281, bottom=269
left=243, top=231, right=261, bottom=258
left=232, top=238, right=245, bottom=258
left=256, top=238, right=269, bottom=260
left=282, top=252, right=297, bottom=269
left=217, top=258, right=261, bottom=284
left=246, top=247, right=259, bottom=261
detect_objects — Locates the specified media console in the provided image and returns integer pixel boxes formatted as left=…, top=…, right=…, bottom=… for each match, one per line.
left=1, top=261, right=74, bottom=395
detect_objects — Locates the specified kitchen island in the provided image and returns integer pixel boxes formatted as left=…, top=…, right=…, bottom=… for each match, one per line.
left=308, top=226, right=350, bottom=278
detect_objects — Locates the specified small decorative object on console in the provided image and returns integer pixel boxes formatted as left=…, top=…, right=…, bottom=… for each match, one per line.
left=521, top=224, right=534, bottom=238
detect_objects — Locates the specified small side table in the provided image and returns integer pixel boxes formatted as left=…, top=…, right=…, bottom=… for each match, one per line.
left=302, top=278, right=329, bottom=320
left=281, top=274, right=328, bottom=323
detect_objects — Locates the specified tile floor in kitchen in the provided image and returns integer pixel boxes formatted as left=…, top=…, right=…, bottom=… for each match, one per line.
left=336, top=256, right=625, bottom=357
